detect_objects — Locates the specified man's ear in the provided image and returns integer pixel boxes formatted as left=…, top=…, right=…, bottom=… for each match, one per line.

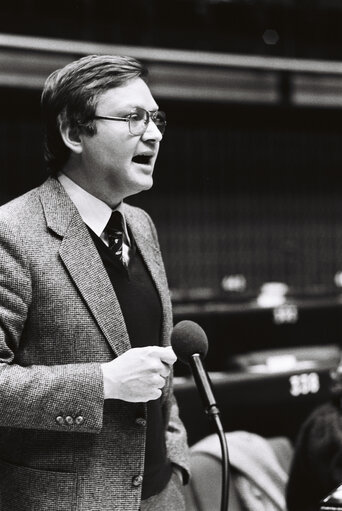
left=59, top=121, right=83, bottom=155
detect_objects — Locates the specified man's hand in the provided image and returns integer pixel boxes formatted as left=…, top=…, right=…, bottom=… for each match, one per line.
left=101, top=346, right=177, bottom=402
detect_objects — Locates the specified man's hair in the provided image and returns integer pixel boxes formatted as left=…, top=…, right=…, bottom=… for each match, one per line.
left=41, top=54, right=148, bottom=173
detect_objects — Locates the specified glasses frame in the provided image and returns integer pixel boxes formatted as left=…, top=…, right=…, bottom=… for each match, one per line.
left=94, top=107, right=166, bottom=136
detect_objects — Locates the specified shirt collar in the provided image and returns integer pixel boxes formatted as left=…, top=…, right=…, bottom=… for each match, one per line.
left=57, top=172, right=129, bottom=241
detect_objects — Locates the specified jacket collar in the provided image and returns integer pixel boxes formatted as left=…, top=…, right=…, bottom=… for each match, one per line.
left=38, top=176, right=131, bottom=357
left=38, top=176, right=78, bottom=237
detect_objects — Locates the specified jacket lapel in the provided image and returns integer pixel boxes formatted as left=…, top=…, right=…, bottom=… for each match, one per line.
left=39, top=177, right=131, bottom=357
left=124, top=206, right=174, bottom=406
left=124, top=206, right=173, bottom=348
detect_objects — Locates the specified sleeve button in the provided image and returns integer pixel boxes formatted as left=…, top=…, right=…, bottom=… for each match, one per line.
left=132, top=475, right=143, bottom=487
left=65, top=416, right=74, bottom=425
left=75, top=415, right=84, bottom=425
left=56, top=416, right=65, bottom=426
left=135, top=417, right=147, bottom=427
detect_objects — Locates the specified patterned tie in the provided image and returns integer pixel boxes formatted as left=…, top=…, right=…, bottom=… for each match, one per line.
left=105, top=211, right=126, bottom=266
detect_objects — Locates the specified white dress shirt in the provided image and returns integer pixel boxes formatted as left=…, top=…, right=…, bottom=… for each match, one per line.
left=58, top=172, right=131, bottom=264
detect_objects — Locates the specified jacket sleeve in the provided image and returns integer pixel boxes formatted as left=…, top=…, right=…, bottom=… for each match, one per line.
left=0, top=214, right=104, bottom=434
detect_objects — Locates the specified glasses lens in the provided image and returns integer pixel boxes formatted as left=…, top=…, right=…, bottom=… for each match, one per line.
left=153, top=111, right=166, bottom=135
left=128, top=108, right=167, bottom=135
left=129, top=108, right=148, bottom=135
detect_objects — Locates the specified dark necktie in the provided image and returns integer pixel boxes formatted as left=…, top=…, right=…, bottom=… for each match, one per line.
left=105, top=211, right=126, bottom=266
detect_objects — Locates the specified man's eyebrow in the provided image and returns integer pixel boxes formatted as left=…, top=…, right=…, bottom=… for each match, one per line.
left=131, top=106, right=160, bottom=113
left=113, top=103, right=160, bottom=111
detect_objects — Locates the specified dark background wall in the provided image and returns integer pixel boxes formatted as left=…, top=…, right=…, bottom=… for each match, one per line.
left=2, top=88, right=342, bottom=296
left=3, top=0, right=342, bottom=60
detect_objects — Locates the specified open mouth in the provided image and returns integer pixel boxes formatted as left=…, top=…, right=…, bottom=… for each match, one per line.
left=132, top=154, right=152, bottom=165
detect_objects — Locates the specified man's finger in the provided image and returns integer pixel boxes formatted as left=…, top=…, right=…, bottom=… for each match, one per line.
left=160, top=361, right=171, bottom=378
left=158, top=346, right=177, bottom=365
left=146, top=346, right=177, bottom=365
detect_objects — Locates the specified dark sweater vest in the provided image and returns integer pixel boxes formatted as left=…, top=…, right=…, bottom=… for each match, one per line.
left=89, top=230, right=172, bottom=500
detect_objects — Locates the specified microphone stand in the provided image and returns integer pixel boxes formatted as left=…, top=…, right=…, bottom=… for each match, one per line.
left=190, top=355, right=230, bottom=511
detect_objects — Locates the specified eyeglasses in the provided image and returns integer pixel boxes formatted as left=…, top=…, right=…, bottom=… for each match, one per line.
left=94, top=107, right=166, bottom=136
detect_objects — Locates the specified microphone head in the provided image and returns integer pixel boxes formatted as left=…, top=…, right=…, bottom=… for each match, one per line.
left=171, top=320, right=208, bottom=365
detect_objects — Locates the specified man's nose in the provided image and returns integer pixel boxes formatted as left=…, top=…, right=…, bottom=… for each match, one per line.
left=142, top=118, right=163, bottom=142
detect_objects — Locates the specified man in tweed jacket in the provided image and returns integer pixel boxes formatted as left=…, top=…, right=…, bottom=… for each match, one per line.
left=0, top=55, right=190, bottom=510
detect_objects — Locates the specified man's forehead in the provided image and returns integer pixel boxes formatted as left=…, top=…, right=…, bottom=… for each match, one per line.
left=96, top=80, right=158, bottom=112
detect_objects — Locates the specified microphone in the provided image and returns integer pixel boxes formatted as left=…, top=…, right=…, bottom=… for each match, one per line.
left=171, top=320, right=217, bottom=414
left=171, top=320, right=230, bottom=511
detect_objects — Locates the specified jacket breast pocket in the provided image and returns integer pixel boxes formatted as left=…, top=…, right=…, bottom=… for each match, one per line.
left=0, top=458, right=77, bottom=511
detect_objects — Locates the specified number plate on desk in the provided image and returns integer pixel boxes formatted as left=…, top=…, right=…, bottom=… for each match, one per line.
left=289, top=372, right=320, bottom=396
left=174, top=363, right=335, bottom=444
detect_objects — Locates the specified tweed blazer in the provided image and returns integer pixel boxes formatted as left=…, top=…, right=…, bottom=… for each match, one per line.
left=0, top=177, right=189, bottom=511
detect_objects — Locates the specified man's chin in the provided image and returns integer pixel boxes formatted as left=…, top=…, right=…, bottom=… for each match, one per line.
left=139, top=175, right=154, bottom=191
left=125, top=177, right=154, bottom=199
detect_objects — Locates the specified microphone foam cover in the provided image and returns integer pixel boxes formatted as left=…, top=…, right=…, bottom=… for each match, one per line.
left=171, top=320, right=208, bottom=365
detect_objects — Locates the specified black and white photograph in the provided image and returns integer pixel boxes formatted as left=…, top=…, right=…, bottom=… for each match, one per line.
left=1, top=2, right=342, bottom=510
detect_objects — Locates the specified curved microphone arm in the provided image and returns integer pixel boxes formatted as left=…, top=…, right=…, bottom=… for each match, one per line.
left=189, top=355, right=230, bottom=511
left=211, top=409, right=230, bottom=511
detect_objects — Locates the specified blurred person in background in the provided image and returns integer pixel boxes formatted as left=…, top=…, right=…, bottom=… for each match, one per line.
left=0, top=54, right=189, bottom=511
left=286, top=362, right=342, bottom=511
